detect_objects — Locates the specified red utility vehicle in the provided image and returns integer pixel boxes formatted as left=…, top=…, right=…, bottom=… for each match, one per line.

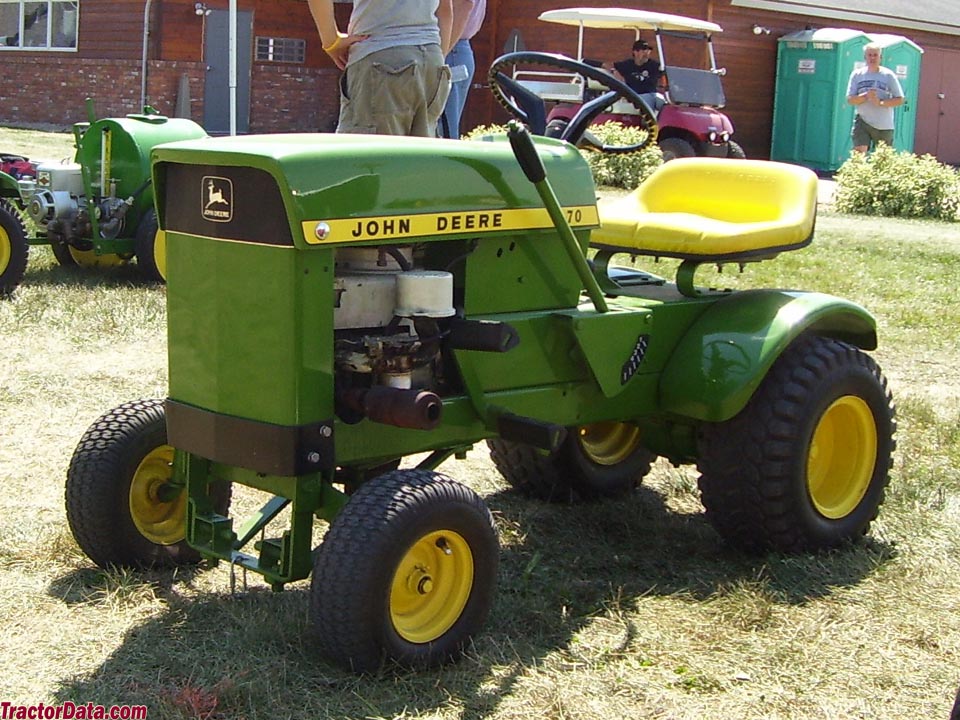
left=514, top=8, right=744, bottom=160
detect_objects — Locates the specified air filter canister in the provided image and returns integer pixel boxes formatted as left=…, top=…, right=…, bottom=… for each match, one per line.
left=395, top=270, right=455, bottom=318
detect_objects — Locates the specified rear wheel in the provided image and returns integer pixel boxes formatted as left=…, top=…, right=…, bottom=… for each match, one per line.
left=66, top=399, right=230, bottom=568
left=726, top=140, right=747, bottom=159
left=488, top=421, right=655, bottom=502
left=659, top=137, right=697, bottom=162
left=697, top=335, right=895, bottom=553
left=0, top=199, right=28, bottom=296
left=310, top=469, right=498, bottom=672
left=135, top=209, right=166, bottom=282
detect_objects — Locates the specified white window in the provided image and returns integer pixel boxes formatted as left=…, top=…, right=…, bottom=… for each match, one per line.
left=255, top=36, right=306, bottom=64
left=0, top=1, right=78, bottom=51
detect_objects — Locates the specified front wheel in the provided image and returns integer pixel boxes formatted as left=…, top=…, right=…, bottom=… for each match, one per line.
left=726, top=140, right=747, bottom=159
left=310, top=469, right=499, bottom=672
left=66, top=399, right=230, bottom=568
left=697, top=335, right=896, bottom=553
left=488, top=421, right=655, bottom=502
left=0, top=199, right=29, bottom=296
left=659, top=137, right=697, bottom=162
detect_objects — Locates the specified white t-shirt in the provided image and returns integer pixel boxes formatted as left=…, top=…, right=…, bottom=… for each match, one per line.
left=347, top=0, right=441, bottom=66
left=847, top=65, right=904, bottom=130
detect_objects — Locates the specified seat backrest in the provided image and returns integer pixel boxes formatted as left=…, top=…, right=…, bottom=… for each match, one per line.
left=636, top=158, right=815, bottom=225
left=663, top=66, right=725, bottom=107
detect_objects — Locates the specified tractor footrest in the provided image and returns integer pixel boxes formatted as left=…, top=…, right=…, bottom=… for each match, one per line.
left=447, top=318, right=520, bottom=353
left=607, top=266, right=666, bottom=287
left=496, top=413, right=567, bottom=452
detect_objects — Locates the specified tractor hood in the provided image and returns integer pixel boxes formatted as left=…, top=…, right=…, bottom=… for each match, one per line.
left=152, top=133, right=598, bottom=251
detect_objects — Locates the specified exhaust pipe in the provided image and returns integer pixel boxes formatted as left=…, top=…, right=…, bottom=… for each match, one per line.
left=340, top=386, right=442, bottom=430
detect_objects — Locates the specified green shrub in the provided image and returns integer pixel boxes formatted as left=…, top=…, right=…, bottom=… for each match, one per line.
left=462, top=121, right=662, bottom=189
left=578, top=121, right=663, bottom=188
left=833, top=144, right=960, bottom=221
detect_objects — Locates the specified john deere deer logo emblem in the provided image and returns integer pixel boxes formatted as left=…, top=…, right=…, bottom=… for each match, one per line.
left=201, top=176, right=233, bottom=222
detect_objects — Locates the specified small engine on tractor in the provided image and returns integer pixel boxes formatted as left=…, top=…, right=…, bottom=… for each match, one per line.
left=64, top=57, right=895, bottom=674
left=0, top=100, right=206, bottom=295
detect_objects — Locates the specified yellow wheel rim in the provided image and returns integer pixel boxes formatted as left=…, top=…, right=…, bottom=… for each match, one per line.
left=128, top=445, right=186, bottom=545
left=0, top=227, right=10, bottom=274
left=578, top=422, right=642, bottom=466
left=390, top=530, right=474, bottom=643
left=807, top=396, right=877, bottom=519
left=68, top=247, right=128, bottom=268
left=155, top=228, right=167, bottom=281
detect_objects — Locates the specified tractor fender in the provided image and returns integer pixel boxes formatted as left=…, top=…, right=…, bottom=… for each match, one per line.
left=659, top=289, right=877, bottom=422
left=0, top=170, right=21, bottom=200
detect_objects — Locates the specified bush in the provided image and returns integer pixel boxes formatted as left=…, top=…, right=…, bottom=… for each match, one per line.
left=462, top=121, right=662, bottom=189
left=576, top=122, right=663, bottom=188
left=833, top=144, right=960, bottom=221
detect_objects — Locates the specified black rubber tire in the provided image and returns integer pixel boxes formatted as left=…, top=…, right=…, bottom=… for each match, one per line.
left=310, top=469, right=499, bottom=673
left=659, top=137, right=697, bottom=162
left=134, top=208, right=166, bottom=283
left=66, top=399, right=230, bottom=568
left=697, top=335, right=896, bottom=554
left=0, top=199, right=29, bottom=296
left=545, top=119, right=569, bottom=139
left=726, top=140, right=747, bottom=159
left=487, top=422, right=656, bottom=502
left=49, top=238, right=78, bottom=267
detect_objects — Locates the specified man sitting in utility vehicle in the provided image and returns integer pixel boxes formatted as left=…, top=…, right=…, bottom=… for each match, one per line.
left=601, top=40, right=665, bottom=113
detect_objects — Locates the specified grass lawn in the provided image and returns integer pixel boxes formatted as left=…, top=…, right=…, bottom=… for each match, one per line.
left=1, top=127, right=958, bottom=719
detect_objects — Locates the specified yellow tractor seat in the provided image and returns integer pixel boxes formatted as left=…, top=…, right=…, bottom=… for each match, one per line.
left=591, top=157, right=819, bottom=264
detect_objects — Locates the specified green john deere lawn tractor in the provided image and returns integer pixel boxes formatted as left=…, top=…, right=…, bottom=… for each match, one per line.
left=64, top=55, right=895, bottom=673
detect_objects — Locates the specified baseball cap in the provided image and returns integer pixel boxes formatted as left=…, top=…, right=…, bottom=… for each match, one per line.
left=633, top=40, right=652, bottom=51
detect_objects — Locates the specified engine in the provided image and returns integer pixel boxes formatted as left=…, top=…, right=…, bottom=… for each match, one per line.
left=26, top=161, right=131, bottom=247
left=332, top=247, right=455, bottom=430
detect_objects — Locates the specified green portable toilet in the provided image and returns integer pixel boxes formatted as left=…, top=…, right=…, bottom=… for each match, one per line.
left=869, top=33, right=923, bottom=153
left=770, top=28, right=870, bottom=172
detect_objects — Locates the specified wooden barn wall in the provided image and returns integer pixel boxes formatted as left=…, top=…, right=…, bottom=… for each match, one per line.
left=71, top=0, right=153, bottom=60
left=2, top=0, right=960, bottom=155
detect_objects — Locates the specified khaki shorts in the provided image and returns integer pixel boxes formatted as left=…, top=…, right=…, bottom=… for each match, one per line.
left=852, top=115, right=893, bottom=148
left=338, top=44, right=451, bottom=137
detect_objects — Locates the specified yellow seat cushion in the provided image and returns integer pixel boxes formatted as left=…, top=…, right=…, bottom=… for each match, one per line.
left=592, top=158, right=819, bottom=262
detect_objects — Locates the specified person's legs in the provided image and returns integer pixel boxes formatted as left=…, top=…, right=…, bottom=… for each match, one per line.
left=411, top=44, right=451, bottom=137
left=851, top=115, right=870, bottom=153
left=873, top=127, right=894, bottom=147
left=439, top=38, right=475, bottom=138
left=337, top=45, right=449, bottom=137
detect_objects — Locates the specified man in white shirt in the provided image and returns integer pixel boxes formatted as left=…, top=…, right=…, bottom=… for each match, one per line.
left=846, top=43, right=904, bottom=153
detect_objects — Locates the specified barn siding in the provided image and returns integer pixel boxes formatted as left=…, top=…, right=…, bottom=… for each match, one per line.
left=0, top=0, right=958, bottom=161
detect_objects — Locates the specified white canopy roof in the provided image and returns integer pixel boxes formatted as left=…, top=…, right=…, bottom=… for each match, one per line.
left=538, top=8, right=723, bottom=34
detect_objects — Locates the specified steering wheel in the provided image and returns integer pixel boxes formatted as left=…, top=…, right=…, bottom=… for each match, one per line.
left=488, top=51, right=658, bottom=154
